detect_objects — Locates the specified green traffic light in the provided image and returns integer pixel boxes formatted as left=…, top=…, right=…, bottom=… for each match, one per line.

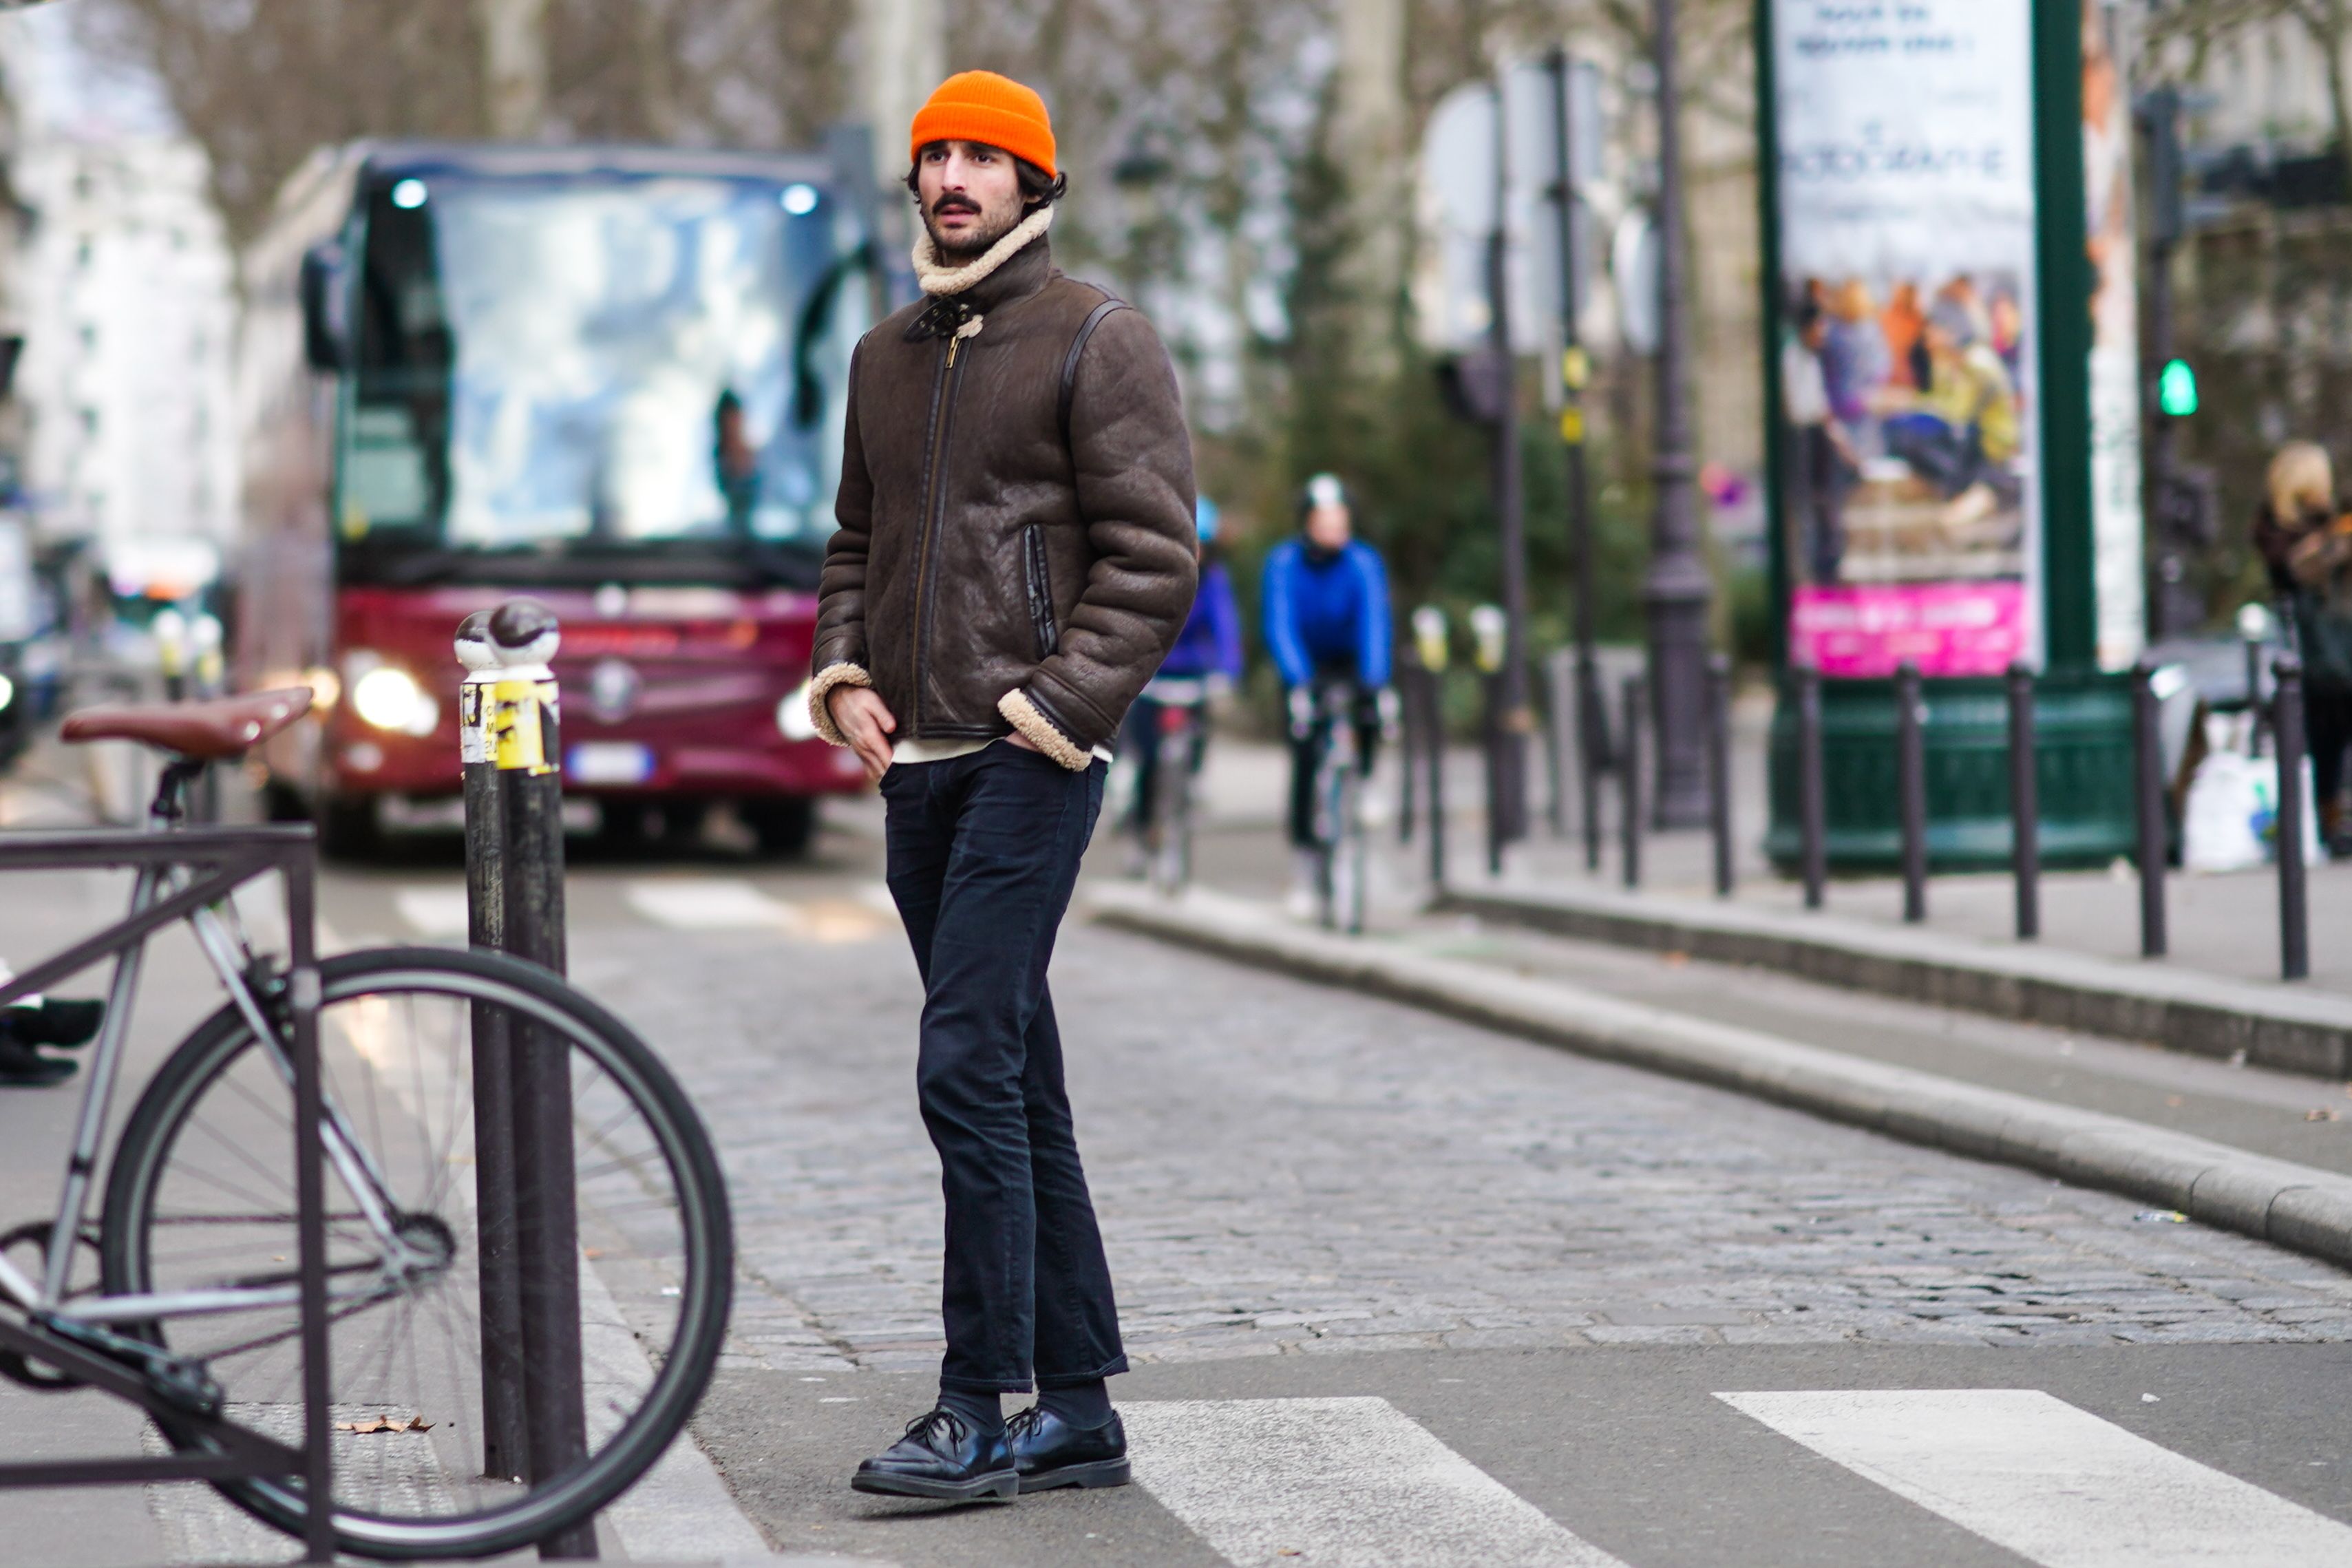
left=2158, top=359, right=2199, bottom=418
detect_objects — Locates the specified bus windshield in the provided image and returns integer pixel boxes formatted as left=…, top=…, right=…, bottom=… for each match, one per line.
left=340, top=169, right=864, bottom=577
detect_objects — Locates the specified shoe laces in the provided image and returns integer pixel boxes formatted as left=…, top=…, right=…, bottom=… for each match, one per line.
left=905, top=1406, right=969, bottom=1447
left=1005, top=1406, right=1042, bottom=1439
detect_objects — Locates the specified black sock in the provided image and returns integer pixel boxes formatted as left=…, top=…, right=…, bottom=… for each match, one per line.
left=937, top=1386, right=1003, bottom=1436
left=1038, top=1379, right=1113, bottom=1428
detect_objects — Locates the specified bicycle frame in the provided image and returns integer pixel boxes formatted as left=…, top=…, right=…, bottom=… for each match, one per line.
left=0, top=811, right=337, bottom=1562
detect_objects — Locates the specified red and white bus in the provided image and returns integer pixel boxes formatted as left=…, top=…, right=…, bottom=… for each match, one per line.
left=238, top=140, right=879, bottom=854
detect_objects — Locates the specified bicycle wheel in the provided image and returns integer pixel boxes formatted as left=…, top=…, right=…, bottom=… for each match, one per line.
left=1150, top=734, right=1196, bottom=894
left=100, top=946, right=732, bottom=1560
left=1327, top=763, right=1367, bottom=935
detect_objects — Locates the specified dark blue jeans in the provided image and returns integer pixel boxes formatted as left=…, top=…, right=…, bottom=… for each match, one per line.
left=879, top=741, right=1127, bottom=1395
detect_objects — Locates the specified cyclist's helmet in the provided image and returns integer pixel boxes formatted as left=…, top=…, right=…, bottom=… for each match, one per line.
left=1196, top=496, right=1221, bottom=545
left=1297, top=472, right=1351, bottom=525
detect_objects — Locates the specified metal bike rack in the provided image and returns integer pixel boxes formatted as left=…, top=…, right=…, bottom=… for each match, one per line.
left=0, top=823, right=336, bottom=1565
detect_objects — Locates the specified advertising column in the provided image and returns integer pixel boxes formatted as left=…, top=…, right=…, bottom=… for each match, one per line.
left=1772, top=0, right=2043, bottom=679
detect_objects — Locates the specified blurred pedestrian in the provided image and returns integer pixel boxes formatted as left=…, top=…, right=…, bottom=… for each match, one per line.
left=1262, top=474, right=1392, bottom=918
left=2254, top=441, right=2352, bottom=849
left=1119, top=496, right=1243, bottom=868
left=807, top=70, right=1197, bottom=1501
left=1782, top=295, right=1858, bottom=584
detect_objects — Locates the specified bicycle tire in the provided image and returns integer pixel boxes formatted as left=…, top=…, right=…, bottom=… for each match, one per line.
left=1151, top=731, right=1198, bottom=894
left=98, top=946, right=733, bottom=1561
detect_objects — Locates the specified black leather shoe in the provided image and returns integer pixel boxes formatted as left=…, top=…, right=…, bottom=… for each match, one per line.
left=2, top=999, right=104, bottom=1050
left=1008, top=1406, right=1131, bottom=1492
left=0, top=1041, right=74, bottom=1089
left=851, top=1408, right=1018, bottom=1501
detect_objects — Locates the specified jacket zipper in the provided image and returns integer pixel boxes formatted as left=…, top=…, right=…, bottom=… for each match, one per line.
left=909, top=332, right=969, bottom=731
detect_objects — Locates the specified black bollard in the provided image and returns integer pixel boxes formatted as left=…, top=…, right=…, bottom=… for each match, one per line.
left=1578, top=651, right=1604, bottom=874
left=2006, top=661, right=2040, bottom=942
left=1796, top=664, right=1827, bottom=911
left=2132, top=658, right=2169, bottom=960
left=1423, top=670, right=1448, bottom=889
left=1397, top=658, right=1421, bottom=847
left=1895, top=661, right=1927, bottom=923
left=457, top=613, right=529, bottom=1483
left=2245, top=633, right=2269, bottom=757
left=1706, top=653, right=1735, bottom=898
left=1621, top=673, right=1644, bottom=889
left=2276, top=655, right=2311, bottom=982
left=1543, top=649, right=1571, bottom=840
left=484, top=600, right=594, bottom=1560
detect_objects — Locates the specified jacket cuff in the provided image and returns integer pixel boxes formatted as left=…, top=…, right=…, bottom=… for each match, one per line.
left=807, top=663, right=873, bottom=749
left=999, top=689, right=1092, bottom=770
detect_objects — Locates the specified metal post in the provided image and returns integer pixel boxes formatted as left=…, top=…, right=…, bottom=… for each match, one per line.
left=1620, top=673, right=1644, bottom=889
left=483, top=600, right=594, bottom=1560
left=1472, top=605, right=1512, bottom=877
left=2006, top=661, right=2041, bottom=941
left=1645, top=0, right=1711, bottom=828
left=457, top=613, right=529, bottom=1483
left=191, top=615, right=225, bottom=824
left=1796, top=664, right=1827, bottom=910
left=1895, top=661, right=1928, bottom=923
left=284, top=856, right=335, bottom=1565
left=2275, top=655, right=2310, bottom=982
left=1547, top=45, right=1602, bottom=868
left=1485, top=67, right=1533, bottom=862
left=153, top=608, right=188, bottom=704
left=1398, top=657, right=1421, bottom=846
left=1543, top=650, right=1569, bottom=839
left=2132, top=657, right=2169, bottom=960
left=1706, top=653, right=1734, bottom=898
left=1578, top=657, right=1604, bottom=873
left=1412, top=608, right=1450, bottom=888
left=2245, top=633, right=2268, bottom=756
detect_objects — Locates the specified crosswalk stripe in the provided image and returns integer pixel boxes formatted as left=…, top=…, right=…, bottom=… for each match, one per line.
left=624, top=879, right=796, bottom=930
left=1719, top=1389, right=2352, bottom=1568
left=1122, top=1397, right=1629, bottom=1568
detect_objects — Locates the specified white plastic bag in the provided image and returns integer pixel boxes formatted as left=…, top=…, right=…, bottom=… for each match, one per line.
left=2182, top=750, right=2322, bottom=872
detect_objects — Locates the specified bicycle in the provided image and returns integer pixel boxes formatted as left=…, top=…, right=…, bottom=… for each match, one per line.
left=0, top=688, right=732, bottom=1560
left=1305, top=680, right=1369, bottom=935
left=1141, top=677, right=1214, bottom=895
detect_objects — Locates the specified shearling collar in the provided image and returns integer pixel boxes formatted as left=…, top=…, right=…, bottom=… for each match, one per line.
left=912, top=205, right=1055, bottom=308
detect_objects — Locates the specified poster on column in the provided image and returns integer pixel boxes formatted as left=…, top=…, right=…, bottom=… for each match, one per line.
left=1772, top=0, right=2042, bottom=677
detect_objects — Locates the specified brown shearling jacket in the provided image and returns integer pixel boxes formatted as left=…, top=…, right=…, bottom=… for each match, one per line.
left=806, top=212, right=1198, bottom=768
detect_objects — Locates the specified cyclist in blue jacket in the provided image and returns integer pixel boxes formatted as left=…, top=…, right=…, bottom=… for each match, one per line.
left=1119, top=498, right=1244, bottom=862
left=1262, top=474, right=1392, bottom=912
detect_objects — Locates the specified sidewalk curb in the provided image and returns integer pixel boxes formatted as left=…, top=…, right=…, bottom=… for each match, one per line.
left=1438, top=882, right=2352, bottom=1081
left=1089, top=884, right=2352, bottom=1275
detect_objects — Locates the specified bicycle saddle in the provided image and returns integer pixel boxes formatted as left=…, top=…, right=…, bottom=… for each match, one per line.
left=61, top=688, right=314, bottom=761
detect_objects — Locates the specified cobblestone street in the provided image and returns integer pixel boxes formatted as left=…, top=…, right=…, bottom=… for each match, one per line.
left=575, top=913, right=2352, bottom=1381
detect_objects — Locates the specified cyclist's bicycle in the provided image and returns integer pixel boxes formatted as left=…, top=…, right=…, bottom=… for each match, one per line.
left=1141, top=678, right=1214, bottom=895
left=0, top=689, right=732, bottom=1560
left=1304, top=680, right=1369, bottom=935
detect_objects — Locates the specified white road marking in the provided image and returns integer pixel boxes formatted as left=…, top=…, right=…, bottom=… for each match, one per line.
left=392, top=885, right=472, bottom=937
left=626, top=878, right=796, bottom=930
left=1122, top=1397, right=1629, bottom=1568
left=1719, top=1389, right=2352, bottom=1568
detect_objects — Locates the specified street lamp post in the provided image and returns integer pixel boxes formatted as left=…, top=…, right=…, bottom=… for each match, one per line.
left=1645, top=0, right=1713, bottom=829
left=1485, top=63, right=1533, bottom=862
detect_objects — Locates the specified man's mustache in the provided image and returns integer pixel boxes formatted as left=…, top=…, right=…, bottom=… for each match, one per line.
left=930, top=195, right=981, bottom=218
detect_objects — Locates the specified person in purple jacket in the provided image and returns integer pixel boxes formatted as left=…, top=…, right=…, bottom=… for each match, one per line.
left=1118, top=498, right=1244, bottom=860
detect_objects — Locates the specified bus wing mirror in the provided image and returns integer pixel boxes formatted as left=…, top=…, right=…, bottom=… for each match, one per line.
left=299, top=242, right=352, bottom=372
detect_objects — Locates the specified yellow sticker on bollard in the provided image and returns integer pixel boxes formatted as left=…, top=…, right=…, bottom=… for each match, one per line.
left=487, top=678, right=560, bottom=774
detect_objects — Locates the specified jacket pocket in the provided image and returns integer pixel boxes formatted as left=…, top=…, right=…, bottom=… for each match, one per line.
left=1022, top=525, right=1059, bottom=661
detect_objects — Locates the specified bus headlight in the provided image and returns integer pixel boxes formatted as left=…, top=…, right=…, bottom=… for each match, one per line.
left=778, top=681, right=820, bottom=742
left=351, top=665, right=438, bottom=737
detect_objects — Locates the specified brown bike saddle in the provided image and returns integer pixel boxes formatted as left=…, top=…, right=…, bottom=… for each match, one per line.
left=61, top=688, right=315, bottom=761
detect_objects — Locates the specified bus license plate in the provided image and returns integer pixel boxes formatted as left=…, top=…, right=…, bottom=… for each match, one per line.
left=566, top=743, right=655, bottom=785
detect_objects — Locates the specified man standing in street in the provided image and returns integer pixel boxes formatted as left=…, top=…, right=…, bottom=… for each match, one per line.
left=806, top=70, right=1198, bottom=1503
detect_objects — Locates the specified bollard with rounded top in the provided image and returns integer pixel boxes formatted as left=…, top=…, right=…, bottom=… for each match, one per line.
left=1895, top=661, right=1928, bottom=923
left=455, top=610, right=529, bottom=1484
left=152, top=607, right=189, bottom=703
left=1705, top=654, right=1734, bottom=898
left=2132, top=658, right=2169, bottom=960
left=1620, top=672, right=1645, bottom=889
left=2006, top=661, right=2040, bottom=941
left=2274, top=655, right=2310, bottom=982
left=1795, top=664, right=1827, bottom=911
left=1410, top=607, right=1450, bottom=887
left=467, top=599, right=593, bottom=1559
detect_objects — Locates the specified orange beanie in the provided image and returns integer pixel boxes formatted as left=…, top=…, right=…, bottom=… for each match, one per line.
left=909, top=71, right=1057, bottom=179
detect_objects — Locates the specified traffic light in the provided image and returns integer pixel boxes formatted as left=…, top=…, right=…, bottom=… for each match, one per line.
left=2157, top=358, right=2199, bottom=418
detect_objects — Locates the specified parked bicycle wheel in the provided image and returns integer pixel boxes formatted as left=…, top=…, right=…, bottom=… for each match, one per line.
left=100, top=946, right=732, bottom=1561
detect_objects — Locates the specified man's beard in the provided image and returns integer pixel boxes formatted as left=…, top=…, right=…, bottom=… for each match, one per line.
left=923, top=196, right=1024, bottom=261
